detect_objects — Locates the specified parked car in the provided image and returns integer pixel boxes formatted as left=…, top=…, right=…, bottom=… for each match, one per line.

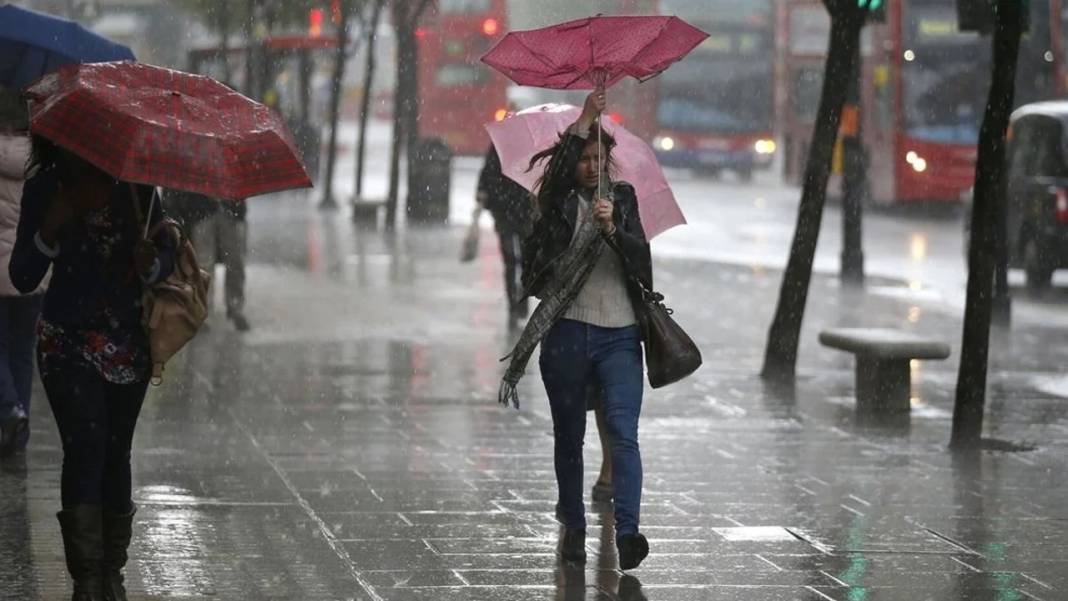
left=963, top=101, right=1068, bottom=290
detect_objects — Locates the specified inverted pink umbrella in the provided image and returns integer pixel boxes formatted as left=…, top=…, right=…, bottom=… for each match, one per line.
left=485, top=103, right=685, bottom=239
left=482, top=15, right=707, bottom=208
left=481, top=15, right=708, bottom=90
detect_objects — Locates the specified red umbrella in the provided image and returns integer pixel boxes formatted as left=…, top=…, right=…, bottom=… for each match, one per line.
left=25, top=61, right=311, bottom=200
left=481, top=15, right=708, bottom=89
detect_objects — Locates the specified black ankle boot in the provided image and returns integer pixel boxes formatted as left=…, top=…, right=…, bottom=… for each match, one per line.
left=102, top=504, right=136, bottom=601
left=559, top=528, right=587, bottom=563
left=57, top=505, right=105, bottom=601
left=616, top=532, right=649, bottom=570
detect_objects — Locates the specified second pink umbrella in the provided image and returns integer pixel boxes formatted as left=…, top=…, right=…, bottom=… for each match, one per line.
left=485, top=103, right=685, bottom=240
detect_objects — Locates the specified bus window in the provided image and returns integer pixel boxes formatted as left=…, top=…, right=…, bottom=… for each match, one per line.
left=791, top=67, right=823, bottom=122
left=902, top=3, right=986, bottom=144
left=873, top=65, right=893, bottom=133
left=440, top=0, right=491, bottom=13
left=435, top=64, right=488, bottom=87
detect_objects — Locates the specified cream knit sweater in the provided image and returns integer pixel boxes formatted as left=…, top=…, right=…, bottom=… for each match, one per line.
left=563, top=194, right=636, bottom=328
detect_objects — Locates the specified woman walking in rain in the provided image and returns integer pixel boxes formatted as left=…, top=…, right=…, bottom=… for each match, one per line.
left=10, top=137, right=175, bottom=601
left=499, top=88, right=652, bottom=570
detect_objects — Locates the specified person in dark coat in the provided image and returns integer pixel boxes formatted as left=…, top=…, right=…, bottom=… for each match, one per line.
left=476, top=144, right=533, bottom=327
left=10, top=137, right=176, bottom=601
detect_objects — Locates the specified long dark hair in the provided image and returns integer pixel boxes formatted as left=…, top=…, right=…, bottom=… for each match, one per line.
left=527, top=120, right=617, bottom=214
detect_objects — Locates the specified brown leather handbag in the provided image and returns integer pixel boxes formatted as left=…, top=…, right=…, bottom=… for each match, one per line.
left=132, top=187, right=211, bottom=384
left=606, top=237, right=702, bottom=388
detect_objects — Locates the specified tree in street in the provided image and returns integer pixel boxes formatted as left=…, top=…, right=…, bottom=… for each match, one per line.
left=951, top=0, right=1025, bottom=449
left=385, top=0, right=433, bottom=230
left=353, top=0, right=387, bottom=206
left=180, top=0, right=321, bottom=96
left=320, top=0, right=362, bottom=209
left=761, top=0, right=876, bottom=382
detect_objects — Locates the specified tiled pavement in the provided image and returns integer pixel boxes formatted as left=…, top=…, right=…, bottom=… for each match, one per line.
left=2, top=194, right=1067, bottom=600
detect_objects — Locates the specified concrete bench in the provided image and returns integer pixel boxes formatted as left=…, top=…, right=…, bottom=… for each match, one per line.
left=351, top=199, right=385, bottom=226
left=819, top=328, right=951, bottom=414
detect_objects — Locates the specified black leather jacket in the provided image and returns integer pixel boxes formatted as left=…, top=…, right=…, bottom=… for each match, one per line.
left=520, top=131, right=653, bottom=313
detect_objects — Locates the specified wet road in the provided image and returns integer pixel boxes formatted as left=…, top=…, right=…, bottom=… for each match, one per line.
left=3, top=182, right=1068, bottom=599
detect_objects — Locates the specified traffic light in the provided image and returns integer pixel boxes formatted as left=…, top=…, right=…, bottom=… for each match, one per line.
left=858, top=0, right=886, bottom=23
left=309, top=8, right=324, bottom=37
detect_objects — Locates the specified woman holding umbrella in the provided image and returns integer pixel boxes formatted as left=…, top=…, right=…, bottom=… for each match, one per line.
left=500, top=89, right=652, bottom=569
left=10, top=138, right=176, bottom=601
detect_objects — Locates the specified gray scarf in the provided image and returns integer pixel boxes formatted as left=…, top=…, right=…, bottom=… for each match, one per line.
left=498, top=198, right=605, bottom=409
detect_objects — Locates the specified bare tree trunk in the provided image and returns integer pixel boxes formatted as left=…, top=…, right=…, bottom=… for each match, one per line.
left=761, top=7, right=864, bottom=382
left=354, top=0, right=385, bottom=201
left=243, top=0, right=257, bottom=97
left=385, top=19, right=414, bottom=229
left=951, top=0, right=1023, bottom=449
left=321, top=0, right=352, bottom=209
left=385, top=0, right=431, bottom=230
left=219, top=1, right=232, bottom=83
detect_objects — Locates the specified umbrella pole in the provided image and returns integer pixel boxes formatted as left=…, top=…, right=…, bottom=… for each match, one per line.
left=596, top=70, right=607, bottom=201
left=598, top=121, right=602, bottom=200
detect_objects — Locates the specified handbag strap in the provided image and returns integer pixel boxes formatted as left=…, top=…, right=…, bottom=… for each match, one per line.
left=603, top=230, right=664, bottom=305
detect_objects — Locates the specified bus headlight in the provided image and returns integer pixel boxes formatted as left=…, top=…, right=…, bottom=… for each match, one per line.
left=906, top=150, right=928, bottom=173
left=754, top=139, right=777, bottom=155
left=654, top=136, right=675, bottom=151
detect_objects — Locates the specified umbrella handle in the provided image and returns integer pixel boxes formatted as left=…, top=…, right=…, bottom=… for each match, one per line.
left=127, top=182, right=155, bottom=239
left=143, top=191, right=155, bottom=239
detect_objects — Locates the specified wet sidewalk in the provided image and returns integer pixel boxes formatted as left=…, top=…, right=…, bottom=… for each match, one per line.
left=3, top=193, right=1067, bottom=600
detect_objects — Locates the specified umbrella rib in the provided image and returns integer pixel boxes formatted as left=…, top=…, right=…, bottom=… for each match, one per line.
left=621, top=17, right=674, bottom=76
left=512, top=35, right=566, bottom=78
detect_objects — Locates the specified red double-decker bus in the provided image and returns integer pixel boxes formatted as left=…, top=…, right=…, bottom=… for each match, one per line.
left=780, top=0, right=1067, bottom=205
left=416, top=0, right=510, bottom=156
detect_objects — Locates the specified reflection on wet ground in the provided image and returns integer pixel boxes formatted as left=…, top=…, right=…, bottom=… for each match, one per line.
left=2, top=193, right=1067, bottom=600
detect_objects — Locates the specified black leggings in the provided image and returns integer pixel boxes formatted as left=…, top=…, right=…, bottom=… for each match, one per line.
left=40, top=359, right=147, bottom=511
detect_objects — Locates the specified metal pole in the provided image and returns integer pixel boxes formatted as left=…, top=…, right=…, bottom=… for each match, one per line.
left=840, top=34, right=865, bottom=285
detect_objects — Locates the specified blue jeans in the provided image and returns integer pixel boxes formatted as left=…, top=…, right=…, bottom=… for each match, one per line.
left=539, top=319, right=644, bottom=536
left=0, top=295, right=43, bottom=420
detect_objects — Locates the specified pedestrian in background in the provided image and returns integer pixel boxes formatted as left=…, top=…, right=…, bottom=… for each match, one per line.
left=476, top=142, right=533, bottom=329
left=0, top=90, right=45, bottom=457
left=11, top=137, right=176, bottom=601
left=499, top=89, right=652, bottom=570
left=164, top=189, right=251, bottom=332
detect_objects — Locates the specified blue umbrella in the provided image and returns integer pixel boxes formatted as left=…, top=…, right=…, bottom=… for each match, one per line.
left=0, top=4, right=135, bottom=90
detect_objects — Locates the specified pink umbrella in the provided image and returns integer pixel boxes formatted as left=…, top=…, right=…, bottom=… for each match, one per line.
left=481, top=15, right=708, bottom=89
left=485, top=103, right=685, bottom=240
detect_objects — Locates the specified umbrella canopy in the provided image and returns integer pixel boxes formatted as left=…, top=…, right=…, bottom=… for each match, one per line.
left=0, top=4, right=135, bottom=90
left=481, top=15, right=707, bottom=89
left=26, top=61, right=311, bottom=200
left=485, top=103, right=685, bottom=239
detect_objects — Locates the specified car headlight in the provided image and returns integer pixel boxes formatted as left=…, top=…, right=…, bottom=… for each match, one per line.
left=654, top=136, right=675, bottom=151
left=754, top=139, right=777, bottom=155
